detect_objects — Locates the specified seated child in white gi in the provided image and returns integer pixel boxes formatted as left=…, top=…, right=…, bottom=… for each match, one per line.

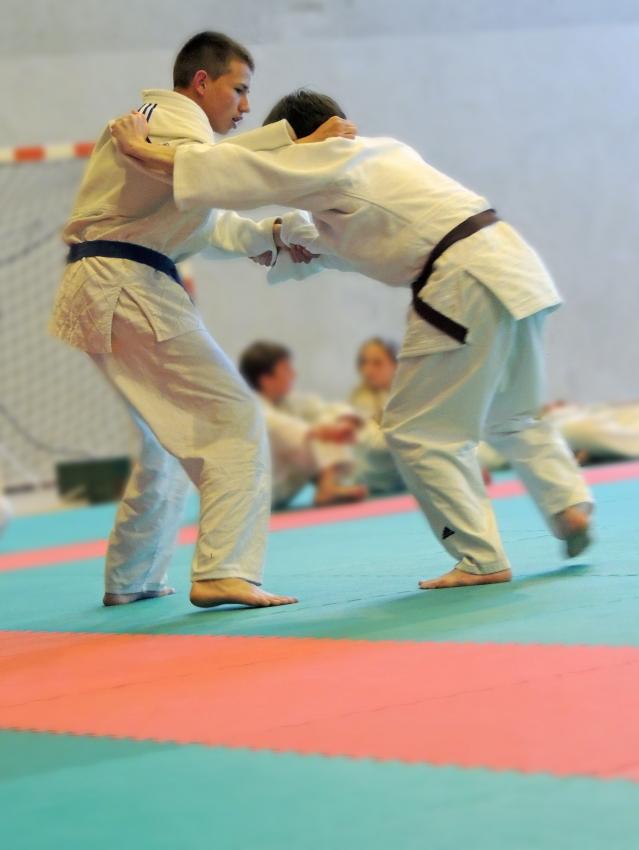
left=351, top=338, right=490, bottom=492
left=350, top=337, right=398, bottom=421
left=349, top=338, right=406, bottom=496
left=239, top=341, right=367, bottom=508
left=480, top=399, right=639, bottom=469
left=544, top=400, right=639, bottom=464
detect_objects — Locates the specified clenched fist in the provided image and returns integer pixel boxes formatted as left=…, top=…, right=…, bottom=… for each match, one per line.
left=110, top=111, right=150, bottom=156
left=297, top=116, right=358, bottom=144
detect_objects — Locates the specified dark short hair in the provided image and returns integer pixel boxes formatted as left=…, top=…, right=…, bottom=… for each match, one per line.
left=239, top=341, right=291, bottom=391
left=357, top=337, right=399, bottom=367
left=263, top=89, right=346, bottom=139
left=173, top=31, right=254, bottom=88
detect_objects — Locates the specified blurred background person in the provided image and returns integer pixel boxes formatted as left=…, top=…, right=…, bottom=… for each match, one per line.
left=349, top=338, right=406, bottom=496
left=543, top=400, right=639, bottom=465
left=479, top=399, right=639, bottom=470
left=350, top=338, right=399, bottom=422
left=350, top=338, right=490, bottom=491
left=239, top=341, right=367, bottom=509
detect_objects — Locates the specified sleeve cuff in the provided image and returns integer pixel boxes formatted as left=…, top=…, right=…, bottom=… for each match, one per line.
left=280, top=210, right=320, bottom=249
left=251, top=216, right=279, bottom=257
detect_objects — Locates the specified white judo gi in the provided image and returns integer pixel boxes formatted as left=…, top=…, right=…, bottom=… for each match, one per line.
left=162, top=132, right=592, bottom=575
left=349, top=387, right=406, bottom=496
left=546, top=402, right=639, bottom=459
left=261, top=395, right=354, bottom=508
left=480, top=401, right=639, bottom=468
left=50, top=89, right=297, bottom=593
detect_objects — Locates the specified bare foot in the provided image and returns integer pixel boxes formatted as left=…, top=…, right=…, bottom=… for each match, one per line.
left=103, top=588, right=175, bottom=606
left=419, top=567, right=512, bottom=590
left=574, top=450, right=590, bottom=466
left=190, top=578, right=298, bottom=609
left=314, top=483, right=368, bottom=507
left=554, top=505, right=592, bottom=558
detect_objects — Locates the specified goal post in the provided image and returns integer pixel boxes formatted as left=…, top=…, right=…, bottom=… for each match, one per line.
left=0, top=141, right=134, bottom=491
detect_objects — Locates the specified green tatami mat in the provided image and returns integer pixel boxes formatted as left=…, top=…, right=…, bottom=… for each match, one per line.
left=0, top=477, right=637, bottom=645
left=1, top=731, right=637, bottom=850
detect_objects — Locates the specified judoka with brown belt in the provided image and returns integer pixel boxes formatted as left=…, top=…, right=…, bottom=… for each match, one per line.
left=108, top=88, right=593, bottom=591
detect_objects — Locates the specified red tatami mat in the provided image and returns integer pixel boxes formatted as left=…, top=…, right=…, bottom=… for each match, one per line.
left=2, top=630, right=638, bottom=780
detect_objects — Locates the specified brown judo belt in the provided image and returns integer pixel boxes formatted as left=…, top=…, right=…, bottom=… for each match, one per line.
left=411, top=208, right=500, bottom=344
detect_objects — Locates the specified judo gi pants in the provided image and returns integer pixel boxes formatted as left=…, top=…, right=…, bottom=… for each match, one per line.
left=383, top=276, right=592, bottom=575
left=91, top=290, right=271, bottom=593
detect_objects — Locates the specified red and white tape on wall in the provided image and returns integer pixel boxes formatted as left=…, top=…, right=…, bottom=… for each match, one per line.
left=0, top=142, right=95, bottom=164
left=0, top=137, right=196, bottom=296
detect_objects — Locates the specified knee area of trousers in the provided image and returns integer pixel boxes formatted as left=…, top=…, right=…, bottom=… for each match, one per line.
left=485, top=414, right=540, bottom=439
left=380, top=417, right=399, bottom=445
left=229, top=394, right=265, bottom=437
left=382, top=420, right=417, bottom=456
left=380, top=407, right=403, bottom=439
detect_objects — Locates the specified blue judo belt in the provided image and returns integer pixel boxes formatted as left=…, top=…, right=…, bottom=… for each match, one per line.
left=67, top=240, right=184, bottom=289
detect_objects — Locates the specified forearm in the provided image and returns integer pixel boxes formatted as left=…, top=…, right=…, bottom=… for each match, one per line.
left=173, top=136, right=357, bottom=211
left=217, top=120, right=296, bottom=151
left=110, top=112, right=357, bottom=210
left=122, top=134, right=300, bottom=209
left=111, top=117, right=295, bottom=176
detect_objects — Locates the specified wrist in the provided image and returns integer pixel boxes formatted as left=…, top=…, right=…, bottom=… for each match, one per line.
left=128, top=137, right=149, bottom=160
left=272, top=218, right=285, bottom=249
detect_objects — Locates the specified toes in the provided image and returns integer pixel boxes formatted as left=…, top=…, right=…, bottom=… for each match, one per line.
left=264, top=595, right=298, bottom=606
left=565, top=530, right=592, bottom=558
left=262, top=592, right=299, bottom=606
left=254, top=594, right=282, bottom=607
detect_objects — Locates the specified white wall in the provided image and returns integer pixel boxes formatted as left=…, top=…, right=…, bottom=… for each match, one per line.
left=2, top=0, right=638, bottom=402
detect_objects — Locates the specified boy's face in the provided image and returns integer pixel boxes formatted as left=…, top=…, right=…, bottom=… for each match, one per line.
left=196, top=60, right=252, bottom=134
left=260, top=357, right=297, bottom=402
left=359, top=344, right=396, bottom=392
